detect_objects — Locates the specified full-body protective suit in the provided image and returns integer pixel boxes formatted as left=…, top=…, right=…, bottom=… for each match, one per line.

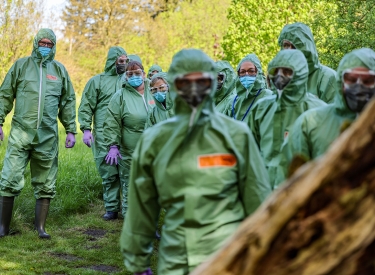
left=146, top=72, right=174, bottom=128
left=0, top=28, right=76, bottom=238
left=278, top=22, right=337, bottom=103
left=248, top=49, right=326, bottom=189
left=78, top=46, right=127, bottom=219
left=103, top=68, right=155, bottom=217
left=214, top=60, right=236, bottom=113
left=283, top=48, right=375, bottom=165
left=223, top=54, right=273, bottom=122
left=120, top=49, right=271, bottom=274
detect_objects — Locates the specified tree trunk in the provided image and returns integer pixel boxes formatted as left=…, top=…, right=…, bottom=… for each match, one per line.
left=191, top=100, right=375, bottom=275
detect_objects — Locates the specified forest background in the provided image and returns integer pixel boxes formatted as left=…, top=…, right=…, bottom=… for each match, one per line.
left=1, top=0, right=375, bottom=95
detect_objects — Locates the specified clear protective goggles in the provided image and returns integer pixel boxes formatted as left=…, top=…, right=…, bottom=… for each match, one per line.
left=126, top=69, right=143, bottom=78
left=342, top=68, right=375, bottom=89
left=268, top=67, right=294, bottom=79
left=150, top=84, right=168, bottom=94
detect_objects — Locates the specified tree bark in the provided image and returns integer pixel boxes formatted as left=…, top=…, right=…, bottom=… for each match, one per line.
left=191, top=100, right=375, bottom=275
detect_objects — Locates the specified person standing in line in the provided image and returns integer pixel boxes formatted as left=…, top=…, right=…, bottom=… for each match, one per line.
left=78, top=46, right=128, bottom=220
left=0, top=28, right=76, bottom=238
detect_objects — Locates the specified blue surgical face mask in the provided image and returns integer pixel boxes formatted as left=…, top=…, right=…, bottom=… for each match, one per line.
left=154, top=91, right=167, bottom=103
left=240, top=75, right=256, bottom=89
left=38, top=47, right=51, bottom=57
left=128, top=76, right=143, bottom=87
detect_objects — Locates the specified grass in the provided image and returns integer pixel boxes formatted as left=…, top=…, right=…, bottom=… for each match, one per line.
left=0, top=103, right=161, bottom=274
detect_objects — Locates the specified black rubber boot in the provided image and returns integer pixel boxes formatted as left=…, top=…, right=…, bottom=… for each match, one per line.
left=35, top=198, right=51, bottom=239
left=102, top=211, right=118, bottom=221
left=0, top=196, right=14, bottom=237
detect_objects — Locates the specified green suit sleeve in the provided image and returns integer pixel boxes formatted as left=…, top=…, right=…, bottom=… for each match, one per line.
left=319, top=69, right=337, bottom=104
left=120, top=136, right=160, bottom=272
left=58, top=67, right=77, bottom=134
left=282, top=114, right=312, bottom=168
left=239, top=128, right=271, bottom=215
left=145, top=109, right=155, bottom=129
left=103, top=91, right=123, bottom=148
left=78, top=77, right=99, bottom=132
left=0, top=63, right=18, bottom=125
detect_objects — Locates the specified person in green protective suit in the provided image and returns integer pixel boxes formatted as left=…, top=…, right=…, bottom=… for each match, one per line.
left=128, top=54, right=142, bottom=64
left=0, top=28, right=76, bottom=238
left=248, top=49, right=326, bottom=189
left=223, top=54, right=273, bottom=122
left=214, top=60, right=236, bottom=113
left=103, top=61, right=155, bottom=218
left=278, top=22, right=337, bottom=103
left=282, top=48, right=375, bottom=172
left=120, top=49, right=271, bottom=275
left=78, top=46, right=127, bottom=220
left=147, top=64, right=163, bottom=79
left=146, top=72, right=174, bottom=128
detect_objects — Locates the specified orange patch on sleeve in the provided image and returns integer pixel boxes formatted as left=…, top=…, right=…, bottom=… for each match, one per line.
left=198, top=154, right=237, bottom=168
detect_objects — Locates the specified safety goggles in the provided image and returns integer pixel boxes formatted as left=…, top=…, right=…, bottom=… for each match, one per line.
left=238, top=69, right=257, bottom=77
left=342, top=69, right=375, bottom=89
left=268, top=67, right=294, bottom=78
left=282, top=40, right=295, bottom=50
left=175, top=73, right=213, bottom=91
left=150, top=84, right=168, bottom=93
left=126, top=69, right=143, bottom=78
left=38, top=40, right=54, bottom=48
left=217, top=73, right=225, bottom=83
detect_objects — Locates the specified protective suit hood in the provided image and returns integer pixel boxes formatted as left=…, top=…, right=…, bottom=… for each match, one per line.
left=128, top=54, right=142, bottom=64
left=334, top=48, right=375, bottom=115
left=148, top=64, right=163, bottom=78
left=151, top=72, right=174, bottom=111
left=278, top=22, right=319, bottom=74
left=214, top=60, right=236, bottom=105
left=268, top=49, right=309, bottom=106
left=32, top=28, right=56, bottom=64
left=167, top=49, right=217, bottom=118
left=104, top=46, right=127, bottom=75
left=235, top=54, right=266, bottom=97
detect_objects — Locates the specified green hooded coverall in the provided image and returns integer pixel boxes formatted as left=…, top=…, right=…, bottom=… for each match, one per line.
left=278, top=22, right=337, bottom=103
left=223, top=54, right=273, bottom=122
left=78, top=46, right=127, bottom=212
left=146, top=72, right=175, bottom=128
left=282, top=48, right=375, bottom=166
left=120, top=49, right=271, bottom=274
left=147, top=64, right=163, bottom=79
left=0, top=28, right=76, bottom=198
left=103, top=77, right=155, bottom=217
left=214, top=60, right=236, bottom=113
left=248, top=49, right=326, bottom=189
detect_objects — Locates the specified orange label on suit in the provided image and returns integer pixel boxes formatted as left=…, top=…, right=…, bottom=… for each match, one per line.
left=148, top=100, right=155, bottom=105
left=198, top=154, right=237, bottom=168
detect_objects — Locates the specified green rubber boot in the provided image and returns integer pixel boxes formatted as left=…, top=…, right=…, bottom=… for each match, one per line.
left=0, top=196, right=14, bottom=237
left=35, top=199, right=51, bottom=239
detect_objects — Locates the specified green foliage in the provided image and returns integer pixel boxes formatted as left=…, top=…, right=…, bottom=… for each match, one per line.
left=222, top=0, right=318, bottom=70
left=311, top=0, right=375, bottom=69
left=0, top=0, right=44, bottom=80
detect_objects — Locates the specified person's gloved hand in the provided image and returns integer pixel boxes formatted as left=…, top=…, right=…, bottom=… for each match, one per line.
left=83, top=130, right=94, bottom=147
left=65, top=132, right=76, bottom=148
left=105, top=145, right=123, bottom=165
left=134, top=268, right=153, bottom=275
left=0, top=125, right=3, bottom=142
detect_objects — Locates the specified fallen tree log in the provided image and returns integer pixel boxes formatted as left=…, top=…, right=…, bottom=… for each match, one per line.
left=191, top=99, right=375, bottom=275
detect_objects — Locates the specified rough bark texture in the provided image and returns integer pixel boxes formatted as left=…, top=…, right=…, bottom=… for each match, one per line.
left=191, top=100, right=375, bottom=275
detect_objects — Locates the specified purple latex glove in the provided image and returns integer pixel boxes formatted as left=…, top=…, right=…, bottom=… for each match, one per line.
left=65, top=132, right=76, bottom=148
left=134, top=268, right=153, bottom=275
left=83, top=130, right=94, bottom=147
left=0, top=125, right=3, bottom=141
left=105, top=145, right=123, bottom=165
